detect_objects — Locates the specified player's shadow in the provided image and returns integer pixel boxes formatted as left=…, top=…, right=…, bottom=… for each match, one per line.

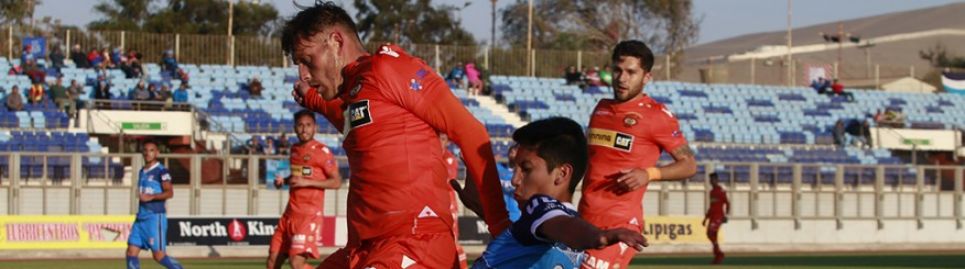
left=632, top=254, right=965, bottom=268
left=207, top=245, right=221, bottom=258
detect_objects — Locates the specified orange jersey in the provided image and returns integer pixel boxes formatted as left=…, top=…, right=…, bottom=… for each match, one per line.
left=444, top=150, right=459, bottom=180
left=285, top=140, right=338, bottom=216
left=707, top=186, right=728, bottom=219
left=579, top=95, right=687, bottom=230
left=300, top=44, right=508, bottom=244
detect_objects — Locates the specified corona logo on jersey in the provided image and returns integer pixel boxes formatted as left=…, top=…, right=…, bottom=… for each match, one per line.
left=588, top=128, right=634, bottom=152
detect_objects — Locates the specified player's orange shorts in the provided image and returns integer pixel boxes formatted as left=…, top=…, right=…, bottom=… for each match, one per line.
left=318, top=233, right=459, bottom=269
left=270, top=213, right=324, bottom=259
left=582, top=224, right=639, bottom=269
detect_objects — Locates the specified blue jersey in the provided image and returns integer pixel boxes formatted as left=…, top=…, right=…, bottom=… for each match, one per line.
left=473, top=195, right=584, bottom=269
left=137, top=162, right=171, bottom=216
left=496, top=163, right=521, bottom=222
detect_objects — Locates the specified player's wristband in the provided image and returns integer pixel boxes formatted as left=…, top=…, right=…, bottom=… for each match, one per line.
left=646, top=167, right=662, bottom=181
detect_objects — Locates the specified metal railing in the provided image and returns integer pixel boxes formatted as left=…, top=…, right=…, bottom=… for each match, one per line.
left=1, top=25, right=931, bottom=84
left=1, top=152, right=961, bottom=230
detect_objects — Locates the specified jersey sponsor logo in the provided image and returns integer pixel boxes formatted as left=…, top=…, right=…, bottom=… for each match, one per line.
left=347, top=100, right=373, bottom=129
left=379, top=46, right=400, bottom=57
left=584, top=255, right=611, bottom=269
left=588, top=128, right=634, bottom=152
left=302, top=166, right=313, bottom=176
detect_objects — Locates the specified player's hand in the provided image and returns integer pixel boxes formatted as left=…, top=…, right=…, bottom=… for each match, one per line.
left=702, top=217, right=708, bottom=227
left=613, top=168, right=650, bottom=194
left=600, top=228, right=648, bottom=251
left=138, top=193, right=153, bottom=202
left=289, top=176, right=310, bottom=188
left=273, top=174, right=284, bottom=188
left=292, top=80, right=309, bottom=105
left=450, top=179, right=485, bottom=220
left=723, top=216, right=729, bottom=224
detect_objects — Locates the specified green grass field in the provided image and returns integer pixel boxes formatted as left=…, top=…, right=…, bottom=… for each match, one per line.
left=2, top=253, right=964, bottom=269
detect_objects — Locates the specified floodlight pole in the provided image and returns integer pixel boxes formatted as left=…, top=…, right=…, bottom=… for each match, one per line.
left=527, top=0, right=533, bottom=77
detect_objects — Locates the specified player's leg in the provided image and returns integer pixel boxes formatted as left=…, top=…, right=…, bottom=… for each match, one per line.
left=707, top=219, right=723, bottom=264
left=125, top=245, right=142, bottom=269
left=126, top=218, right=148, bottom=269
left=356, top=233, right=457, bottom=269
left=268, top=216, right=290, bottom=269
left=582, top=243, right=637, bottom=269
left=288, top=215, right=322, bottom=269
left=289, top=254, right=314, bottom=269
left=317, top=247, right=354, bottom=269
left=149, top=214, right=183, bottom=269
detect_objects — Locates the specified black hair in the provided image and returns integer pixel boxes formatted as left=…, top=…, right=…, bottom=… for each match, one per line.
left=709, top=172, right=719, bottom=181
left=142, top=139, right=159, bottom=150
left=512, top=117, right=588, bottom=193
left=611, top=40, right=655, bottom=72
left=294, top=109, right=316, bottom=122
left=281, top=1, right=360, bottom=56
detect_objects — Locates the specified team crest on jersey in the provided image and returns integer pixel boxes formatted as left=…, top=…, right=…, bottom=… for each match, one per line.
left=409, top=79, right=423, bottom=91
left=588, top=128, right=634, bottom=152
left=347, top=100, right=373, bottom=129
left=303, top=155, right=311, bottom=161
left=623, top=116, right=638, bottom=127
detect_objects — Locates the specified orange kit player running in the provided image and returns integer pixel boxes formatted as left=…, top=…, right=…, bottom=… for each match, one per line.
left=441, top=134, right=468, bottom=269
left=703, top=173, right=730, bottom=264
left=281, top=2, right=509, bottom=268
left=580, top=40, right=698, bottom=269
left=267, top=110, right=342, bottom=269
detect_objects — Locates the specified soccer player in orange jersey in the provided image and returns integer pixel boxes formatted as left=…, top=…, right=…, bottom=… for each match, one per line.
left=580, top=40, right=698, bottom=269
left=266, top=110, right=342, bottom=269
left=703, top=173, right=730, bottom=264
left=441, top=133, right=469, bottom=269
left=281, top=3, right=509, bottom=268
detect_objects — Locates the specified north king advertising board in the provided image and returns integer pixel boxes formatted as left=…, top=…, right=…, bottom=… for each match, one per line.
left=167, top=217, right=335, bottom=246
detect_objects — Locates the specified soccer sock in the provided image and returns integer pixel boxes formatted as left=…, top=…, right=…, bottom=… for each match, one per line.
left=159, top=256, right=183, bottom=269
left=126, top=256, right=140, bottom=269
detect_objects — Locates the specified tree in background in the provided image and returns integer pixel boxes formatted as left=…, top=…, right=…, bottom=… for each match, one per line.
left=89, top=0, right=280, bottom=36
left=919, top=42, right=965, bottom=92
left=353, top=0, right=476, bottom=46
left=0, top=0, right=41, bottom=26
left=500, top=0, right=699, bottom=75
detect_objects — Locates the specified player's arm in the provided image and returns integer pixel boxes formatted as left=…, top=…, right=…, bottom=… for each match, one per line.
left=141, top=175, right=174, bottom=202
left=538, top=216, right=648, bottom=251
left=615, top=112, right=697, bottom=193
left=377, top=66, right=510, bottom=235
left=293, top=81, right=346, bottom=132
left=723, top=190, right=731, bottom=216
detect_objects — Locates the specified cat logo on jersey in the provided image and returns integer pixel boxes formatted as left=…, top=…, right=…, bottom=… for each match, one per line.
left=347, top=100, right=373, bottom=129
left=588, top=128, right=634, bottom=152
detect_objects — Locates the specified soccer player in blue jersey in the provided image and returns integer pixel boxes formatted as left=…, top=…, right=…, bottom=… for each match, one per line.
left=472, top=117, right=648, bottom=269
left=125, top=141, right=183, bottom=269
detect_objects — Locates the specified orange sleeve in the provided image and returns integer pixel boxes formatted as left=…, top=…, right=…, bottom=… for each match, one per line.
left=317, top=146, right=339, bottom=179
left=301, top=87, right=346, bottom=133
left=649, top=104, right=688, bottom=153
left=375, top=64, right=510, bottom=236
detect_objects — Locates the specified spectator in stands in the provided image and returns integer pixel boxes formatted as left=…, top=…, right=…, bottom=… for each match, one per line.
left=94, top=79, right=112, bottom=109
left=833, top=119, right=846, bottom=147
left=110, top=47, right=124, bottom=68
left=121, top=51, right=144, bottom=79
left=831, top=79, right=854, bottom=102
left=50, top=77, right=75, bottom=117
left=446, top=62, right=466, bottom=88
left=810, top=77, right=829, bottom=95
left=564, top=65, right=582, bottom=85
left=7, top=63, right=23, bottom=75
left=49, top=47, right=66, bottom=72
left=172, top=83, right=189, bottom=103
left=585, top=66, right=603, bottom=87
left=278, top=133, right=291, bottom=155
left=263, top=138, right=278, bottom=155
left=156, top=84, right=173, bottom=109
left=88, top=48, right=104, bottom=68
left=101, top=46, right=115, bottom=69
left=24, top=60, right=46, bottom=104
left=68, top=79, right=85, bottom=116
left=246, top=137, right=262, bottom=155
left=6, top=86, right=24, bottom=111
left=600, top=65, right=613, bottom=87
left=161, top=50, right=179, bottom=78
left=465, top=62, right=483, bottom=95
left=70, top=45, right=90, bottom=68
left=845, top=119, right=872, bottom=148
left=131, top=81, right=151, bottom=102
left=248, top=76, right=264, bottom=98
left=21, top=45, right=35, bottom=65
